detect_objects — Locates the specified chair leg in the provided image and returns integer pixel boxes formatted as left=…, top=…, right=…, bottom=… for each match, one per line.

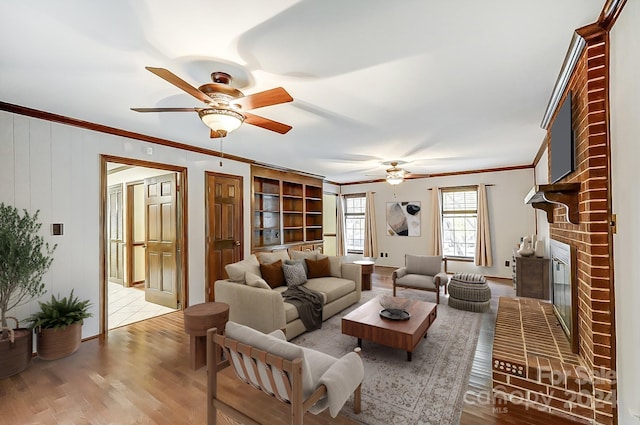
left=393, top=284, right=397, bottom=296
left=354, top=384, right=362, bottom=414
left=436, top=289, right=440, bottom=304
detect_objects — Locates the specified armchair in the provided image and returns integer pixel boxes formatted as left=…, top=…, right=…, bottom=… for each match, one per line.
left=392, top=254, right=449, bottom=304
left=207, top=321, right=363, bottom=425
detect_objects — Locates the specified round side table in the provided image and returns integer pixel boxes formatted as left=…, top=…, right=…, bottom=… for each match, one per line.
left=353, top=260, right=375, bottom=291
left=183, top=302, right=229, bottom=370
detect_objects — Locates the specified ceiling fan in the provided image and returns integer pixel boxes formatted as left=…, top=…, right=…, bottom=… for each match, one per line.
left=385, top=161, right=409, bottom=185
left=131, top=67, right=294, bottom=137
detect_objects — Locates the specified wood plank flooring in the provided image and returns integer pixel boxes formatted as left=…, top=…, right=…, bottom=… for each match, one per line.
left=0, top=268, right=584, bottom=425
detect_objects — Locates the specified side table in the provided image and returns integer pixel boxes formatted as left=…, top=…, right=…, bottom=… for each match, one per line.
left=353, top=260, right=375, bottom=291
left=183, top=302, right=229, bottom=370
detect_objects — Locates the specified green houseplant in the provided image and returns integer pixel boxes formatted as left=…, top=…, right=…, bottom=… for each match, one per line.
left=29, top=290, right=92, bottom=360
left=0, top=203, right=55, bottom=378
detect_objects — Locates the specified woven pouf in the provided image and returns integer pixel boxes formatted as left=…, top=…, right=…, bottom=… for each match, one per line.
left=447, top=273, right=491, bottom=313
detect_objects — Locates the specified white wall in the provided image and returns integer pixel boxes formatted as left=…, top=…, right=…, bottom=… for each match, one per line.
left=610, top=2, right=640, bottom=423
left=534, top=147, right=551, bottom=258
left=0, top=111, right=252, bottom=339
left=340, top=168, right=536, bottom=278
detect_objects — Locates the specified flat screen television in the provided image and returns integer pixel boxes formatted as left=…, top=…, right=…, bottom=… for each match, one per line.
left=550, top=92, right=575, bottom=183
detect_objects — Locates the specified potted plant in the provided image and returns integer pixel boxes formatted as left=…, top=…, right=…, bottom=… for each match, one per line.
left=28, top=290, right=92, bottom=360
left=0, top=203, right=55, bottom=378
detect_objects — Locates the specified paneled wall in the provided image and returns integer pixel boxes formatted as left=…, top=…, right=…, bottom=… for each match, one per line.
left=0, top=111, right=252, bottom=338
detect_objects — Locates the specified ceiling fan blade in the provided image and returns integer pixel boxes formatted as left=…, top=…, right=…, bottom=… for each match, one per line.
left=131, top=107, right=199, bottom=112
left=231, top=87, right=293, bottom=111
left=244, top=112, right=292, bottom=134
left=145, top=67, right=214, bottom=104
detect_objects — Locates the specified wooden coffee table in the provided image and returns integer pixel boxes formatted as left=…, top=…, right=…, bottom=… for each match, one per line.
left=342, top=295, right=437, bottom=361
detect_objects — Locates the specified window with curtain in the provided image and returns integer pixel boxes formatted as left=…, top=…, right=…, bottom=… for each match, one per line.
left=441, top=187, right=477, bottom=258
left=344, top=195, right=366, bottom=253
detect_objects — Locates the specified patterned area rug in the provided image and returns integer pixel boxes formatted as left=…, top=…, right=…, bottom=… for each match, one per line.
left=292, top=287, right=482, bottom=425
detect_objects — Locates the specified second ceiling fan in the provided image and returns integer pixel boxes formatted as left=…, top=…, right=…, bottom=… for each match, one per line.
left=132, top=67, right=294, bottom=137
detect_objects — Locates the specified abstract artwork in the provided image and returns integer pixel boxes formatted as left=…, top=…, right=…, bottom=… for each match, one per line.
left=386, top=202, right=421, bottom=236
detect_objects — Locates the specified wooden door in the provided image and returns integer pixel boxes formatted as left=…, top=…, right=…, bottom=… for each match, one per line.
left=206, top=173, right=243, bottom=301
left=145, top=173, right=179, bottom=308
left=108, top=184, right=124, bottom=284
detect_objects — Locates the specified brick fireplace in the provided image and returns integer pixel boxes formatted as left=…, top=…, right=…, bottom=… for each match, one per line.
left=492, top=22, right=616, bottom=425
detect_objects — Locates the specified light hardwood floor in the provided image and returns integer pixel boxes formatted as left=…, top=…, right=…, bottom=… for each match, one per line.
left=0, top=268, right=583, bottom=424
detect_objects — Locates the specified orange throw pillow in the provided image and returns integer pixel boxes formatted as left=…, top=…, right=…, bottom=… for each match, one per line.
left=260, top=259, right=285, bottom=288
left=305, top=257, right=331, bottom=279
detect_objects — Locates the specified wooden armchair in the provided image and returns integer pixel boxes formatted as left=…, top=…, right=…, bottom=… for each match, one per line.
left=392, top=254, right=449, bottom=304
left=207, top=321, right=363, bottom=425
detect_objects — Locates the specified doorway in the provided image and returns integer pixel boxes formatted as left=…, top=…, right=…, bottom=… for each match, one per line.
left=101, top=156, right=187, bottom=333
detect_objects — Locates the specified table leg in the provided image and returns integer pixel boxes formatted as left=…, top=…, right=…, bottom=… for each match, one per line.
left=190, top=335, right=207, bottom=370
left=357, top=338, right=362, bottom=347
left=407, top=351, right=412, bottom=362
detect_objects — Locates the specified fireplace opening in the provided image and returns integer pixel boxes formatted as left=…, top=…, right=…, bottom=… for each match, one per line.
left=550, top=239, right=579, bottom=354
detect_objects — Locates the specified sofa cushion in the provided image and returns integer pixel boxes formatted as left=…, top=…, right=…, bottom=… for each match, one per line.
left=257, top=250, right=290, bottom=265
left=405, top=254, right=442, bottom=276
left=245, top=272, right=271, bottom=290
left=285, top=258, right=309, bottom=276
left=304, top=277, right=355, bottom=304
left=317, top=254, right=342, bottom=278
left=306, top=257, right=331, bottom=278
left=225, top=254, right=260, bottom=283
left=395, top=273, right=437, bottom=290
left=260, top=260, right=285, bottom=288
left=283, top=262, right=307, bottom=287
left=290, top=250, right=320, bottom=262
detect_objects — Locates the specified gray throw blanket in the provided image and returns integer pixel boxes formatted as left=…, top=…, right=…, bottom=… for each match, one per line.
left=281, top=286, right=323, bottom=331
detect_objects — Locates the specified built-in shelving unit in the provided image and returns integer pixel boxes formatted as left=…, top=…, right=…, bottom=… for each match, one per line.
left=252, top=165, right=324, bottom=252
left=524, top=183, right=580, bottom=224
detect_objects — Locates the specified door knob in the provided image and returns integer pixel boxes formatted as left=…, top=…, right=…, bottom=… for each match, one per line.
left=234, top=240, right=241, bottom=246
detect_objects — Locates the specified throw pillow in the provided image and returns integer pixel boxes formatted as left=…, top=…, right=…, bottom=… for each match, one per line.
left=285, top=258, right=309, bottom=276
left=225, top=254, right=260, bottom=283
left=317, top=254, right=342, bottom=278
left=245, top=272, right=271, bottom=290
left=260, top=259, right=285, bottom=288
left=306, top=256, right=331, bottom=279
left=282, top=262, right=308, bottom=287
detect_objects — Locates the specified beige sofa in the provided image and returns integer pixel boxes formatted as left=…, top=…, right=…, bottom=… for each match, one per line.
left=214, top=250, right=362, bottom=340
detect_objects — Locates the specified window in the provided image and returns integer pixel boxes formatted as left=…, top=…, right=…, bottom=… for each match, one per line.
left=441, top=187, right=477, bottom=258
left=344, top=195, right=366, bottom=253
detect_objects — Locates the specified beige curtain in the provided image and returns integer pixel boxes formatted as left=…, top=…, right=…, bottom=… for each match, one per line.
left=429, top=187, right=442, bottom=256
left=363, top=192, right=378, bottom=257
left=475, top=184, right=493, bottom=267
left=336, top=194, right=347, bottom=256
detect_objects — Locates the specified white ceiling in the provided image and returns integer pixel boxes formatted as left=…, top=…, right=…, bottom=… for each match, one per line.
left=0, top=0, right=604, bottom=183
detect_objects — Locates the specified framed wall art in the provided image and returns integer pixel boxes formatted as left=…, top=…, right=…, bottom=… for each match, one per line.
left=386, top=201, right=421, bottom=236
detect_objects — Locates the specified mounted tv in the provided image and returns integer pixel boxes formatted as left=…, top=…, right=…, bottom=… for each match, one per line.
left=550, top=91, right=575, bottom=183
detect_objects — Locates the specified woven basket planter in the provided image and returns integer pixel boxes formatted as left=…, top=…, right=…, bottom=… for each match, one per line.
left=36, top=322, right=82, bottom=360
left=0, top=318, right=33, bottom=378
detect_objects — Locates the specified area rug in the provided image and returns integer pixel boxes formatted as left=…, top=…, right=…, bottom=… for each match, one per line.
left=292, top=287, right=483, bottom=425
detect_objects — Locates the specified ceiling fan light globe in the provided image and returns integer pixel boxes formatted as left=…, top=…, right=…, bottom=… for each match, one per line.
left=386, top=175, right=404, bottom=185
left=198, top=108, right=244, bottom=136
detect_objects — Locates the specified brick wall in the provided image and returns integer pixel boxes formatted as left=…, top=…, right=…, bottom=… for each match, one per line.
left=492, top=25, right=616, bottom=425
left=548, top=28, right=615, bottom=425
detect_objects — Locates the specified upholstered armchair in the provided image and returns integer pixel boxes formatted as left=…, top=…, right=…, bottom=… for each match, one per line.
left=392, top=254, right=449, bottom=304
left=207, top=321, right=364, bottom=425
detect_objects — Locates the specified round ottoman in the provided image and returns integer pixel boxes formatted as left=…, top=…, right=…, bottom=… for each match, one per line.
left=184, top=302, right=229, bottom=370
left=447, top=273, right=491, bottom=313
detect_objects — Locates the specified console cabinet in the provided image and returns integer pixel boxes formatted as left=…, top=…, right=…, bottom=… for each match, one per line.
left=515, top=256, right=550, bottom=300
left=252, top=165, right=323, bottom=252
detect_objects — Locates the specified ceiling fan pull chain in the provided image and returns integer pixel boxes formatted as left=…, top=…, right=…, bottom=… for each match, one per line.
left=219, top=137, right=224, bottom=167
